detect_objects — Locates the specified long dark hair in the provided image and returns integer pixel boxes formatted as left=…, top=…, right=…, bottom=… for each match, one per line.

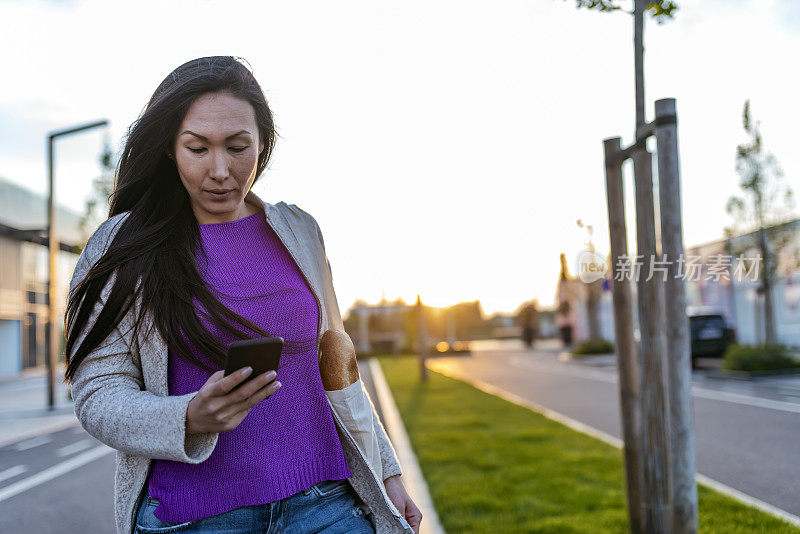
left=65, top=56, right=308, bottom=384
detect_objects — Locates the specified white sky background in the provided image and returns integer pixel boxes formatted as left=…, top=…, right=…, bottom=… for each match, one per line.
left=1, top=0, right=798, bottom=317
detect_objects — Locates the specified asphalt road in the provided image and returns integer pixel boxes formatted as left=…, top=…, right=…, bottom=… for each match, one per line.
left=428, top=338, right=800, bottom=518
left=0, top=424, right=116, bottom=533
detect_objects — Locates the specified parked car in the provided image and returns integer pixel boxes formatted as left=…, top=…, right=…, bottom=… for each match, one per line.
left=688, top=309, right=736, bottom=365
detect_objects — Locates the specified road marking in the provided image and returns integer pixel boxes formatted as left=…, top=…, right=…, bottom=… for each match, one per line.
left=508, top=355, right=800, bottom=414
left=691, top=387, right=800, bottom=414
left=14, top=436, right=52, bottom=451
left=56, top=439, right=93, bottom=457
left=0, top=465, right=28, bottom=484
left=0, top=445, right=113, bottom=503
left=428, top=360, right=800, bottom=528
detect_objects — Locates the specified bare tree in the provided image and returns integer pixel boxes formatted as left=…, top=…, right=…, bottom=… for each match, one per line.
left=79, top=133, right=116, bottom=243
left=724, top=100, right=798, bottom=346
left=577, top=219, right=603, bottom=341
left=566, top=0, right=678, bottom=129
left=567, top=3, right=681, bottom=532
left=570, top=0, right=677, bottom=20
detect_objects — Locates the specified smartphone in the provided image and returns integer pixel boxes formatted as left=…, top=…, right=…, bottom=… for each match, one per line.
left=223, top=336, right=284, bottom=392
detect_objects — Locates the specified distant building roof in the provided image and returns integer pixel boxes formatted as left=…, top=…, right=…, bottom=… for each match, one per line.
left=687, top=218, right=800, bottom=253
left=0, top=176, right=85, bottom=247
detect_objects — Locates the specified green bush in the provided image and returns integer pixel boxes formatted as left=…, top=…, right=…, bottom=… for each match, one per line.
left=722, top=343, right=800, bottom=372
left=571, top=339, right=614, bottom=356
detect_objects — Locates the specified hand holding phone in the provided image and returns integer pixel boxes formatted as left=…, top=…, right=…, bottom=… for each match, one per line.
left=185, top=337, right=285, bottom=435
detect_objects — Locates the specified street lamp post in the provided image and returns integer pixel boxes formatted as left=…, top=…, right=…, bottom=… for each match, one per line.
left=47, top=119, right=109, bottom=410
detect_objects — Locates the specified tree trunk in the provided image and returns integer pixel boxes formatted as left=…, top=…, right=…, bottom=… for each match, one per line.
left=587, top=281, right=602, bottom=341
left=759, top=228, right=777, bottom=345
left=656, top=98, right=699, bottom=534
left=605, top=137, right=645, bottom=534
left=633, top=3, right=672, bottom=532
left=634, top=0, right=645, bottom=129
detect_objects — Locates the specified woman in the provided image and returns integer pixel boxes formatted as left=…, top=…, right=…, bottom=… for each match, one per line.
left=65, top=56, right=422, bottom=534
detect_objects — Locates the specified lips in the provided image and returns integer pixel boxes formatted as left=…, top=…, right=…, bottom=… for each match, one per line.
left=204, top=189, right=235, bottom=201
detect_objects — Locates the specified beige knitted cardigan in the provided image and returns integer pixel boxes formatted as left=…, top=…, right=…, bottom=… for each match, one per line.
left=67, top=190, right=413, bottom=534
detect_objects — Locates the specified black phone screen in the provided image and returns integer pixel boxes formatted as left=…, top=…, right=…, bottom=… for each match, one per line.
left=223, top=336, right=284, bottom=391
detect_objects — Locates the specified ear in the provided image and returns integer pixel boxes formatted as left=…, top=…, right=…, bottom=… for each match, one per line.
left=258, top=139, right=265, bottom=154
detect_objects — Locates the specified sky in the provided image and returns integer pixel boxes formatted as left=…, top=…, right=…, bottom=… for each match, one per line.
left=1, top=0, right=798, bottom=318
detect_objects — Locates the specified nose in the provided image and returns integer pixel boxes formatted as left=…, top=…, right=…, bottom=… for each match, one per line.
left=208, top=149, right=230, bottom=182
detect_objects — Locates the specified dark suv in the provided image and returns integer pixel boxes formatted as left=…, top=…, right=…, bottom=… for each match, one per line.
left=688, top=310, right=736, bottom=365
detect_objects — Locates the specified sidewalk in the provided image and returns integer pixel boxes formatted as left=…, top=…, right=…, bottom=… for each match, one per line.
left=0, top=364, right=78, bottom=448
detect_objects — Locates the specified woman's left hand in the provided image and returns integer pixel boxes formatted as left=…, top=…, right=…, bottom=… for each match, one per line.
left=384, top=475, right=422, bottom=533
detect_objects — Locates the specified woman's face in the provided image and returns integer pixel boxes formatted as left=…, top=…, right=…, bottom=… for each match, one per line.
left=172, top=91, right=265, bottom=224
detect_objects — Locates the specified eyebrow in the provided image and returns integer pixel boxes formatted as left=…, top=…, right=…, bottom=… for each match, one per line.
left=180, top=129, right=252, bottom=141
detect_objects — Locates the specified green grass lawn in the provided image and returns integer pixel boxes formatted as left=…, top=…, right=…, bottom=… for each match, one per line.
left=377, top=355, right=800, bottom=534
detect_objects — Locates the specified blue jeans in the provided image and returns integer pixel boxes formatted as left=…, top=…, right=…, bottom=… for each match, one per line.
left=133, top=479, right=376, bottom=533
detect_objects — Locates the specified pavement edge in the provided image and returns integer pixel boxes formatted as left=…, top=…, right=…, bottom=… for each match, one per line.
left=367, top=358, right=446, bottom=534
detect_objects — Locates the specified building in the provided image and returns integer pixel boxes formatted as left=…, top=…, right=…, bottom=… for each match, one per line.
left=345, top=298, right=410, bottom=355
left=554, top=218, right=800, bottom=348
left=554, top=252, right=617, bottom=346
left=485, top=313, right=518, bottom=339
left=0, top=177, right=85, bottom=377
left=685, top=219, right=800, bottom=346
left=343, top=297, right=488, bottom=354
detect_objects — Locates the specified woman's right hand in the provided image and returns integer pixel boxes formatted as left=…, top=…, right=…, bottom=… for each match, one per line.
left=185, top=368, right=282, bottom=434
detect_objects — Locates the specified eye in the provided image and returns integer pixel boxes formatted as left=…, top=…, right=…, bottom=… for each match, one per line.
left=187, top=147, right=248, bottom=154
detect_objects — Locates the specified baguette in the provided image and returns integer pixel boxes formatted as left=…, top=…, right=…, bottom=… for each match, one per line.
left=319, top=329, right=360, bottom=390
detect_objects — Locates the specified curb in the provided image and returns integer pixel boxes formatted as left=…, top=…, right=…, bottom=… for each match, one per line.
left=425, top=359, right=800, bottom=529
left=557, top=351, right=616, bottom=364
left=367, top=358, right=446, bottom=534
left=706, top=367, right=800, bottom=380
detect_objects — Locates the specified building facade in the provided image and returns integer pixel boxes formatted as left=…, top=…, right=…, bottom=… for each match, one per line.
left=555, top=218, right=800, bottom=348
left=0, top=177, right=84, bottom=377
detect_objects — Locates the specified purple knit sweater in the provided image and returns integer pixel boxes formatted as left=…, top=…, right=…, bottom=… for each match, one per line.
left=147, top=210, right=352, bottom=522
